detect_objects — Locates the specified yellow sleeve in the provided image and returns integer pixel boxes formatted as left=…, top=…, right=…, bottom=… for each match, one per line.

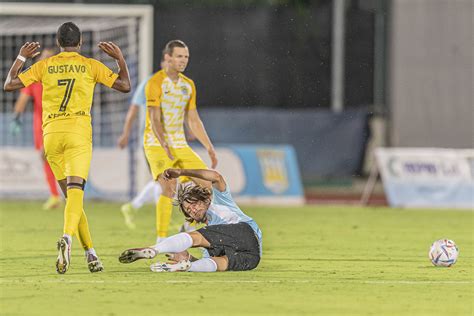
left=90, top=59, right=119, bottom=87
left=18, top=59, right=46, bottom=87
left=145, top=76, right=162, bottom=107
left=187, top=80, right=197, bottom=111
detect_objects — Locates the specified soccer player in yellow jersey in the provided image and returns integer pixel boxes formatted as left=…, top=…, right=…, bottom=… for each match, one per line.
left=4, top=22, right=131, bottom=274
left=145, top=40, right=218, bottom=243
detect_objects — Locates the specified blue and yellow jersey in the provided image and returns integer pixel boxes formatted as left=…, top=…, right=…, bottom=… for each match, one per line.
left=145, top=69, right=196, bottom=148
left=18, top=52, right=118, bottom=137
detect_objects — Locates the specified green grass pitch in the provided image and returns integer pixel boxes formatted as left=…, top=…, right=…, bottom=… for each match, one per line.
left=0, top=200, right=472, bottom=315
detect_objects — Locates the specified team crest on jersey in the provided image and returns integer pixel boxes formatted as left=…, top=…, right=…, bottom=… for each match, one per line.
left=180, top=86, right=189, bottom=95
left=257, top=150, right=289, bottom=194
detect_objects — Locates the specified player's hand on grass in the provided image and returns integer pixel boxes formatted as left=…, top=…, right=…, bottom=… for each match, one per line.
left=163, top=168, right=181, bottom=180
left=9, top=116, right=22, bottom=136
left=98, top=42, right=124, bottom=60
left=208, top=147, right=218, bottom=169
left=19, top=42, right=41, bottom=59
left=117, top=133, right=128, bottom=149
left=165, top=251, right=190, bottom=263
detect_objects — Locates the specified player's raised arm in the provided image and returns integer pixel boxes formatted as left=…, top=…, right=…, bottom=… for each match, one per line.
left=98, top=42, right=130, bottom=93
left=4, top=42, right=41, bottom=91
left=163, top=168, right=226, bottom=192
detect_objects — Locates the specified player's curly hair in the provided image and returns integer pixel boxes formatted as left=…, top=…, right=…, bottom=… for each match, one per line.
left=57, top=22, right=81, bottom=48
left=175, top=183, right=212, bottom=223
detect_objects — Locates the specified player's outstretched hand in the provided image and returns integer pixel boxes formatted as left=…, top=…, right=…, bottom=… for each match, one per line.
left=163, top=144, right=174, bottom=161
left=98, top=42, right=124, bottom=60
left=117, top=133, right=128, bottom=149
left=9, top=117, right=22, bottom=136
left=163, top=168, right=181, bottom=180
left=19, top=42, right=41, bottom=59
left=208, top=147, right=218, bottom=169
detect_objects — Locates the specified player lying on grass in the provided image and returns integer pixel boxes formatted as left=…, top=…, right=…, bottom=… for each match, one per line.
left=119, top=168, right=262, bottom=272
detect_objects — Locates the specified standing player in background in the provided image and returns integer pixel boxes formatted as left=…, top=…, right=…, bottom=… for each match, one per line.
left=145, top=40, right=218, bottom=244
left=117, top=53, right=200, bottom=230
left=10, top=48, right=61, bottom=210
left=4, top=22, right=131, bottom=274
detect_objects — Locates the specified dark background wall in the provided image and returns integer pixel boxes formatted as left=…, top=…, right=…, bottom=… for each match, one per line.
left=153, top=2, right=333, bottom=108
left=12, top=0, right=376, bottom=109
left=152, top=0, right=374, bottom=109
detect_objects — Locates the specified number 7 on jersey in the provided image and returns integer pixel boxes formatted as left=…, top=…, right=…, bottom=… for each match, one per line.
left=58, top=79, right=76, bottom=111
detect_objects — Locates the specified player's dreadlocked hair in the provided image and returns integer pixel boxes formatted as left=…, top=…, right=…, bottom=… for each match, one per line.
left=175, top=183, right=212, bottom=223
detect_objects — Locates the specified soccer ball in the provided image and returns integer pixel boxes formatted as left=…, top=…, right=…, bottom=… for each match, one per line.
left=429, top=239, right=459, bottom=267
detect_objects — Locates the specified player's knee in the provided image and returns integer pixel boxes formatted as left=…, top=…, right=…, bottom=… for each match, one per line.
left=188, top=231, right=210, bottom=248
left=212, top=256, right=229, bottom=271
left=157, top=176, right=176, bottom=197
left=58, top=178, right=67, bottom=196
left=67, top=176, right=86, bottom=191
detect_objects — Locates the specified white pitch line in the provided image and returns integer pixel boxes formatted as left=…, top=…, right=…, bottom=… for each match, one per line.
left=364, top=280, right=473, bottom=285
left=0, top=279, right=471, bottom=285
left=0, top=279, right=310, bottom=284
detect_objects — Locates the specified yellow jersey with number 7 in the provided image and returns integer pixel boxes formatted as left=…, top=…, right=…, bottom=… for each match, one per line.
left=18, top=51, right=118, bottom=137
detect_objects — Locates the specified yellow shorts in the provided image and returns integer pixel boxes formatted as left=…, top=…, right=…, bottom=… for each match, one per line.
left=44, top=132, right=92, bottom=180
left=144, top=146, right=207, bottom=181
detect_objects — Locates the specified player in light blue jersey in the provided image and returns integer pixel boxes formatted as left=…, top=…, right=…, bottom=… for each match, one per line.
left=117, top=75, right=151, bottom=150
left=117, top=56, right=164, bottom=229
left=117, top=74, right=159, bottom=229
left=119, top=168, right=262, bottom=272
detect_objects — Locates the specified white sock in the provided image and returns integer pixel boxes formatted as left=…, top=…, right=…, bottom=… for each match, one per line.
left=62, top=234, right=72, bottom=245
left=85, top=248, right=97, bottom=257
left=153, top=233, right=193, bottom=253
left=188, top=258, right=217, bottom=272
left=131, top=180, right=158, bottom=209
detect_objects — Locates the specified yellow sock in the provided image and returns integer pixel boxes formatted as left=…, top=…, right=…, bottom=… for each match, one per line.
left=63, top=188, right=84, bottom=236
left=156, top=195, right=173, bottom=238
left=75, top=209, right=93, bottom=250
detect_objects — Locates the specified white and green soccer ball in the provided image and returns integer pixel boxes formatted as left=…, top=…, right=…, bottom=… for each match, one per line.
left=429, top=239, right=459, bottom=267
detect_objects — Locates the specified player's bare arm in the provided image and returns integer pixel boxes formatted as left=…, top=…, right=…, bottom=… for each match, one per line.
left=13, top=92, right=31, bottom=115
left=186, top=109, right=218, bottom=168
left=98, top=41, right=130, bottom=93
left=9, top=92, right=31, bottom=135
left=148, top=106, right=174, bottom=160
left=4, top=42, right=41, bottom=91
left=164, top=168, right=226, bottom=191
left=117, top=105, right=139, bottom=149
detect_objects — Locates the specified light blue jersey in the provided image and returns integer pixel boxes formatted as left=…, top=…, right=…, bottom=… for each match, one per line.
left=131, top=76, right=150, bottom=108
left=130, top=76, right=152, bottom=135
left=205, top=184, right=263, bottom=254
